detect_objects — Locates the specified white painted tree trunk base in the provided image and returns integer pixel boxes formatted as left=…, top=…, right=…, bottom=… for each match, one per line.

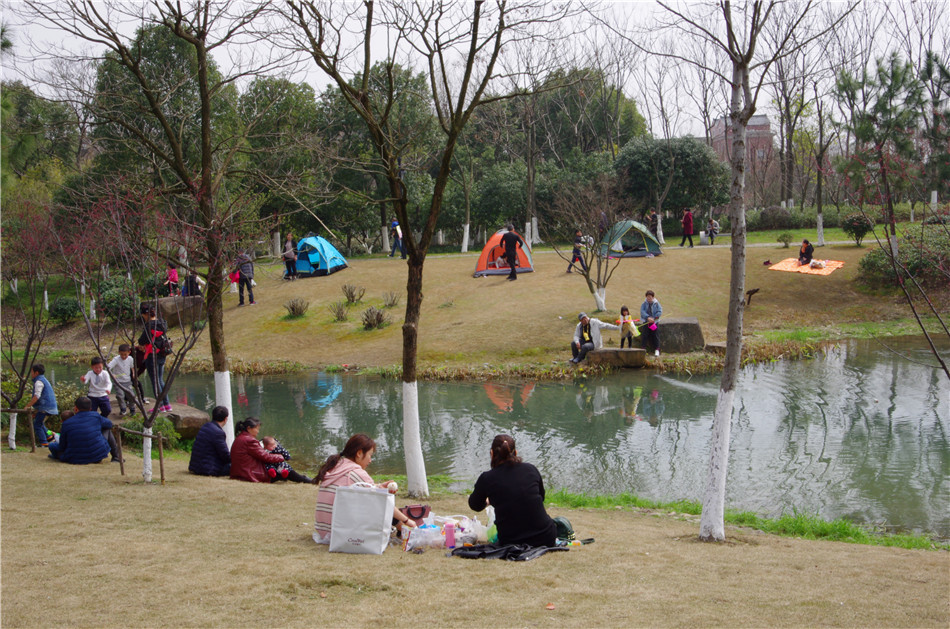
left=215, top=370, right=235, bottom=447
left=592, top=287, right=607, bottom=311
left=402, top=381, right=429, bottom=498
left=461, top=223, right=470, bottom=253
left=382, top=226, right=390, bottom=255
left=142, top=426, right=153, bottom=483
left=8, top=412, right=18, bottom=449
left=531, top=216, right=542, bottom=245
left=816, top=214, right=825, bottom=247
left=699, top=388, right=735, bottom=541
left=657, top=221, right=665, bottom=245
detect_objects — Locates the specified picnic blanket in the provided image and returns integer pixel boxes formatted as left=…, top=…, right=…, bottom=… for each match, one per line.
left=768, top=258, right=845, bottom=276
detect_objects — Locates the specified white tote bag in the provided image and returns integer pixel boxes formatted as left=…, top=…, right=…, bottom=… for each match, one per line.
left=329, top=483, right=394, bottom=555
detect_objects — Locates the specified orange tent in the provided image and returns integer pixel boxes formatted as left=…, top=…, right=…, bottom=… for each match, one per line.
left=473, top=229, right=534, bottom=277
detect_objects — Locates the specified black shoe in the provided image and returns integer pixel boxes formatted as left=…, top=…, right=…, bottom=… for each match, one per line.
left=111, top=457, right=124, bottom=463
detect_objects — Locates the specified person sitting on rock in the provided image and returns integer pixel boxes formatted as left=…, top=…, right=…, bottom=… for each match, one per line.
left=570, top=312, right=620, bottom=364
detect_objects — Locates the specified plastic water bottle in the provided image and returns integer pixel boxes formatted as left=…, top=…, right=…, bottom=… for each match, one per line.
left=444, top=521, right=456, bottom=549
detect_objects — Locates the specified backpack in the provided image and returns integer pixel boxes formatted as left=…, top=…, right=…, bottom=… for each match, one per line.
left=151, top=328, right=173, bottom=356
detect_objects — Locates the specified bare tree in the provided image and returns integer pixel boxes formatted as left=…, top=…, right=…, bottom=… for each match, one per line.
left=649, top=0, right=854, bottom=542
left=281, top=0, right=578, bottom=497
left=16, top=0, right=289, bottom=448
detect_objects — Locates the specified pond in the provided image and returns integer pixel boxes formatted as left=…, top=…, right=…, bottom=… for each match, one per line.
left=45, top=336, right=949, bottom=537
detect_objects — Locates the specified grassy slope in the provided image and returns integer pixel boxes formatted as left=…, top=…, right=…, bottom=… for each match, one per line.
left=176, top=243, right=919, bottom=370
left=2, top=452, right=947, bottom=628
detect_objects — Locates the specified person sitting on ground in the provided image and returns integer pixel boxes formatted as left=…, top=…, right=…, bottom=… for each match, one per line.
left=25, top=363, right=58, bottom=447
left=570, top=312, right=620, bottom=364
left=640, top=290, right=663, bottom=357
left=616, top=305, right=640, bottom=349
left=312, top=433, right=416, bottom=544
left=81, top=356, right=113, bottom=418
left=261, top=436, right=311, bottom=483
left=48, top=396, right=116, bottom=464
left=230, top=417, right=287, bottom=482
left=188, top=405, right=231, bottom=477
left=798, top=239, right=814, bottom=266
left=468, top=434, right=557, bottom=548
left=707, top=218, right=720, bottom=245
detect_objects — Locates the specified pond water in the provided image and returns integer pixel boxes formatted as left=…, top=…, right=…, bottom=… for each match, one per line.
left=46, top=336, right=949, bottom=536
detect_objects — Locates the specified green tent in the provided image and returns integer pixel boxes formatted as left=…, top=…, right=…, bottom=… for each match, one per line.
left=600, top=220, right=663, bottom=258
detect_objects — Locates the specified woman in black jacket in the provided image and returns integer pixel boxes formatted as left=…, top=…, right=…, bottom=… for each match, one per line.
left=468, top=434, right=557, bottom=547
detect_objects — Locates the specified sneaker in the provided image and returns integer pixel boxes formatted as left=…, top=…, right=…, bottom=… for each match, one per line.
left=160, top=404, right=173, bottom=412
left=267, top=468, right=277, bottom=479
left=249, top=301, right=256, bottom=305
left=38, top=442, right=49, bottom=447
left=654, top=350, right=660, bottom=357
left=238, top=303, right=245, bottom=307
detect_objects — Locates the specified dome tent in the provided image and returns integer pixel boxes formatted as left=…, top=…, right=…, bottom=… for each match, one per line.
left=472, top=229, right=534, bottom=277
left=293, top=233, right=348, bottom=277
left=600, top=220, right=663, bottom=258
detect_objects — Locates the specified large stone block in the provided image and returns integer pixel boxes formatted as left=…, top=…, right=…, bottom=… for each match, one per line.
left=587, top=348, right=647, bottom=368
left=110, top=401, right=209, bottom=440
left=156, top=295, right=205, bottom=327
left=642, top=317, right=705, bottom=353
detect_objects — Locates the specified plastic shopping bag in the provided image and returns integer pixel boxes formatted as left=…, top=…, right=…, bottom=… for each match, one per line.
left=329, top=484, right=395, bottom=555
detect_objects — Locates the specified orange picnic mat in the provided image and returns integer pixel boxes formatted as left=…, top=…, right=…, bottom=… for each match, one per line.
left=768, top=258, right=845, bottom=276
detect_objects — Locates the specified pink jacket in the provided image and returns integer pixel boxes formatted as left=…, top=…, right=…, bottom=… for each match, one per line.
left=313, top=458, right=374, bottom=542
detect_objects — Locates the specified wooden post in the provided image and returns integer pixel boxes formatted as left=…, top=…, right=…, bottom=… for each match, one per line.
left=157, top=434, right=165, bottom=485
left=116, top=428, right=125, bottom=476
left=28, top=411, right=36, bottom=453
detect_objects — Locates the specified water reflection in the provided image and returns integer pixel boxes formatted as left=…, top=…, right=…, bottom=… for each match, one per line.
left=45, top=336, right=949, bottom=536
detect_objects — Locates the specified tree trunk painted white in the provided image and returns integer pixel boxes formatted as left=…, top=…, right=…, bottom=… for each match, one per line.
left=272, top=232, right=281, bottom=257
left=8, top=412, right=17, bottom=449
left=402, top=381, right=429, bottom=497
left=437, top=229, right=444, bottom=246
left=461, top=223, right=470, bottom=253
left=700, top=63, right=750, bottom=543
left=215, top=370, right=235, bottom=447
left=11, top=278, right=17, bottom=295
left=532, top=216, right=542, bottom=245
left=816, top=213, right=825, bottom=247
left=89, top=299, right=96, bottom=321
left=44, top=290, right=49, bottom=311
left=788, top=198, right=794, bottom=210
left=930, top=190, right=937, bottom=222
left=657, top=219, right=665, bottom=245
left=102, top=264, right=109, bottom=279
left=592, top=286, right=607, bottom=311
left=524, top=221, right=531, bottom=244
left=142, top=426, right=153, bottom=483
left=382, top=225, right=390, bottom=254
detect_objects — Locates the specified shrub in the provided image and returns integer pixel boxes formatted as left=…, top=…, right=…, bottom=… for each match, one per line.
left=141, top=274, right=170, bottom=298
left=120, top=414, right=181, bottom=450
left=341, top=283, right=365, bottom=304
left=328, top=301, right=348, bottom=322
left=97, top=276, right=138, bottom=322
left=923, top=212, right=948, bottom=225
left=383, top=291, right=400, bottom=309
left=758, top=205, right=795, bottom=231
left=857, top=225, right=950, bottom=287
left=777, top=232, right=793, bottom=248
left=283, top=298, right=310, bottom=318
left=49, top=296, right=83, bottom=324
left=361, top=306, right=390, bottom=330
left=842, top=213, right=875, bottom=246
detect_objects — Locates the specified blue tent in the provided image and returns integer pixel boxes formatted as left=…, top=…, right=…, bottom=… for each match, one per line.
left=294, top=234, right=347, bottom=277
left=600, top=220, right=663, bottom=258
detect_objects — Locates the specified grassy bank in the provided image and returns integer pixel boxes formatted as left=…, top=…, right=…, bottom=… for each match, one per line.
left=35, top=240, right=944, bottom=378
left=2, top=451, right=947, bottom=628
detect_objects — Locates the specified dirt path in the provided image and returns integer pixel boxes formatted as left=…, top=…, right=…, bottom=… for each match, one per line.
left=2, top=451, right=946, bottom=628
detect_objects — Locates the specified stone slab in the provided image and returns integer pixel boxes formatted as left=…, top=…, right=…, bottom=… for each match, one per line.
left=587, top=348, right=647, bottom=368
left=155, top=295, right=205, bottom=328
left=640, top=317, right=705, bottom=354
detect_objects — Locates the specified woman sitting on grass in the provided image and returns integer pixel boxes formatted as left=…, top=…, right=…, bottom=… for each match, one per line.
left=229, top=417, right=287, bottom=483
left=311, top=433, right=415, bottom=544
left=468, top=434, right=557, bottom=547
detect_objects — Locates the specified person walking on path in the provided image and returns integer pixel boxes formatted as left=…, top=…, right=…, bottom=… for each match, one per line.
left=389, top=219, right=406, bottom=259
left=679, top=209, right=694, bottom=248
left=567, top=230, right=588, bottom=274
left=501, top=224, right=526, bottom=281
left=235, top=251, right=255, bottom=305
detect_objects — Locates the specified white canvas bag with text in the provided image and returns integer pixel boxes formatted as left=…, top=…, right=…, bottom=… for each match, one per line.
left=329, top=483, right=394, bottom=555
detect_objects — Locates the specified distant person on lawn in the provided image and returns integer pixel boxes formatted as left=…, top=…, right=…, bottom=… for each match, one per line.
left=798, top=239, right=814, bottom=266
left=570, top=312, right=620, bottom=364
left=501, top=224, right=526, bottom=281
left=188, top=405, right=231, bottom=477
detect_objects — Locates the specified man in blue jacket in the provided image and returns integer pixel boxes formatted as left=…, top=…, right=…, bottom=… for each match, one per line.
left=25, top=364, right=59, bottom=446
left=188, top=406, right=231, bottom=476
left=49, top=397, right=113, bottom=464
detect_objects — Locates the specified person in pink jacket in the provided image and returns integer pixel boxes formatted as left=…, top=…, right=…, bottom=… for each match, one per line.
left=311, top=433, right=416, bottom=544
left=229, top=417, right=286, bottom=482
